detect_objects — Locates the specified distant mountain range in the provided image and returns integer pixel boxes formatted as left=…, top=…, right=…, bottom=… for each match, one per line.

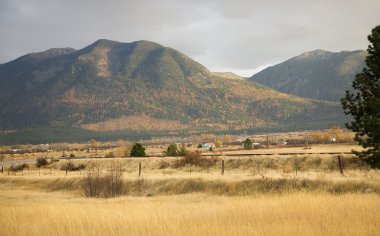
left=0, top=40, right=347, bottom=144
left=249, top=49, right=366, bottom=101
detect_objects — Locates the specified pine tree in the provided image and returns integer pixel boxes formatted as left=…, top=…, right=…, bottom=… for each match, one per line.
left=243, top=138, right=253, bottom=150
left=164, top=144, right=178, bottom=156
left=341, top=25, right=380, bottom=168
left=130, top=143, right=146, bottom=157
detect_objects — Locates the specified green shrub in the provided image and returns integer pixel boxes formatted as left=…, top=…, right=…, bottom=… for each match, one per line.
left=243, top=138, right=253, bottom=150
left=164, top=144, right=178, bottom=156
left=164, top=144, right=188, bottom=156
left=130, top=143, right=146, bottom=157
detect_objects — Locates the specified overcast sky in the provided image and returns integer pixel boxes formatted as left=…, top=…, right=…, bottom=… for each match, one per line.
left=1, top=0, right=379, bottom=76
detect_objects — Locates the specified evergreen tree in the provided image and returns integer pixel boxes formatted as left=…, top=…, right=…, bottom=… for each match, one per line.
left=130, top=143, right=146, bottom=157
left=243, top=138, right=253, bottom=150
left=341, top=25, right=380, bottom=168
left=164, top=144, right=178, bottom=156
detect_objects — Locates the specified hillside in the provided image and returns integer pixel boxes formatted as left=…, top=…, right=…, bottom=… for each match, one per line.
left=0, top=40, right=346, bottom=143
left=249, top=50, right=366, bottom=101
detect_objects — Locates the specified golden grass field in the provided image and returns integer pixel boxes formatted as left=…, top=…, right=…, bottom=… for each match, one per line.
left=0, top=188, right=379, bottom=236
left=1, top=144, right=379, bottom=236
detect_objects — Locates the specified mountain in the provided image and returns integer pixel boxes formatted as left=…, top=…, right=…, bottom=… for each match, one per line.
left=249, top=49, right=367, bottom=101
left=0, top=40, right=346, bottom=143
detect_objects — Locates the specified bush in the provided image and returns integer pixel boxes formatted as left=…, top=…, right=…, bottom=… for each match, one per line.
left=130, top=143, right=146, bottom=157
left=177, top=145, right=188, bottom=156
left=215, top=140, right=223, bottom=148
left=35, top=158, right=48, bottom=168
left=81, top=166, right=123, bottom=198
left=105, top=152, right=115, bottom=158
left=70, top=153, right=75, bottom=158
left=158, top=160, right=170, bottom=169
left=173, top=151, right=219, bottom=168
left=243, top=138, right=253, bottom=150
left=50, top=158, right=60, bottom=163
left=60, top=161, right=86, bottom=171
left=9, top=163, right=29, bottom=172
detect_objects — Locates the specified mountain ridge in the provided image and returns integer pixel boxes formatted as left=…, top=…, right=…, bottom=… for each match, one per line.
left=0, top=40, right=347, bottom=143
left=249, top=49, right=366, bottom=101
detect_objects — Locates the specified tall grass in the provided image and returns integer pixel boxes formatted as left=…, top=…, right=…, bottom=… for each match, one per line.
left=0, top=190, right=379, bottom=236
left=1, top=176, right=379, bottom=196
left=81, top=165, right=123, bottom=198
left=1, top=153, right=379, bottom=235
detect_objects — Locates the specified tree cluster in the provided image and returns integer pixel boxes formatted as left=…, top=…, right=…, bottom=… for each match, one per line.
left=164, top=144, right=188, bottom=156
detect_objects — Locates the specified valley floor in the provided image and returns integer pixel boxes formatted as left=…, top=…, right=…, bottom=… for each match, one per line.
left=1, top=144, right=379, bottom=235
left=0, top=187, right=379, bottom=236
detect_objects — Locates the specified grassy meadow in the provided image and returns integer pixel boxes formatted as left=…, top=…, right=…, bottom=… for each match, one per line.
left=1, top=144, right=379, bottom=235
left=1, top=189, right=379, bottom=236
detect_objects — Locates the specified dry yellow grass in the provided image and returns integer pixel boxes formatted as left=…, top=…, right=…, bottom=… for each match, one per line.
left=1, top=145, right=379, bottom=236
left=0, top=144, right=362, bottom=161
left=4, top=154, right=379, bottom=183
left=215, top=143, right=363, bottom=155
left=0, top=188, right=379, bottom=236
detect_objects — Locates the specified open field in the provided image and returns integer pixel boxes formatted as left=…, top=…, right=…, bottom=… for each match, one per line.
left=1, top=143, right=379, bottom=235
left=0, top=144, right=374, bottom=182
left=0, top=187, right=379, bottom=236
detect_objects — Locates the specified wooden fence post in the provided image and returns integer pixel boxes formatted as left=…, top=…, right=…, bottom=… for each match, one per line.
left=39, top=167, right=41, bottom=176
left=338, top=155, right=344, bottom=175
left=138, top=162, right=141, bottom=177
left=161, top=159, right=165, bottom=175
left=189, top=163, right=192, bottom=174
left=293, top=156, right=300, bottom=176
left=1, top=166, right=3, bottom=175
left=221, top=160, right=224, bottom=175
left=65, top=165, right=68, bottom=176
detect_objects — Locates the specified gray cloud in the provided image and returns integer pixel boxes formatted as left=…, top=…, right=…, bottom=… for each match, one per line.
left=1, top=0, right=379, bottom=76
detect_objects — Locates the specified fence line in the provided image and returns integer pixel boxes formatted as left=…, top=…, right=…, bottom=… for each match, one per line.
left=0, top=156, right=355, bottom=179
